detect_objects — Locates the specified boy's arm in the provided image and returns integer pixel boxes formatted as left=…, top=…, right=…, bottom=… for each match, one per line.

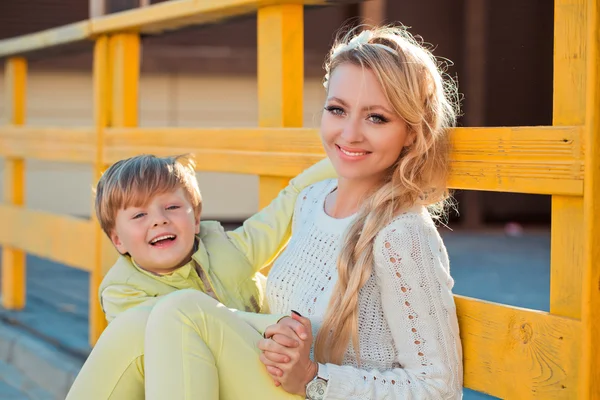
left=226, top=157, right=336, bottom=272
left=100, top=285, right=160, bottom=323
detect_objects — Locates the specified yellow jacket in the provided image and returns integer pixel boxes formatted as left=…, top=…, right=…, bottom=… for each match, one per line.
left=99, top=158, right=336, bottom=324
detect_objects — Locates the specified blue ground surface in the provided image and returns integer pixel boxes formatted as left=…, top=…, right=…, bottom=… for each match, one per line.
left=0, top=228, right=551, bottom=399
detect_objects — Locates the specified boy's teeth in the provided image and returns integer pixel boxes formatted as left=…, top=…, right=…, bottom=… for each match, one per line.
left=150, top=235, right=175, bottom=244
left=340, top=148, right=367, bottom=156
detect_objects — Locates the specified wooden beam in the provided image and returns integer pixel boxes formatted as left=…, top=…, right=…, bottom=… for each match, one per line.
left=581, top=0, right=600, bottom=394
left=0, top=206, right=95, bottom=272
left=0, top=127, right=95, bottom=163
left=550, top=0, right=587, bottom=324
left=0, top=0, right=351, bottom=59
left=1, top=58, right=27, bottom=310
left=456, top=295, right=580, bottom=398
left=102, top=125, right=584, bottom=195
left=0, top=22, right=90, bottom=59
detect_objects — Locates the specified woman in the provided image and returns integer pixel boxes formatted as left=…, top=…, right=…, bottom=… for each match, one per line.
left=68, top=24, right=463, bottom=400
left=142, top=25, right=462, bottom=399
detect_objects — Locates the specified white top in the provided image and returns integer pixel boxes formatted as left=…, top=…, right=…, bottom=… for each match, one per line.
left=266, top=179, right=463, bottom=399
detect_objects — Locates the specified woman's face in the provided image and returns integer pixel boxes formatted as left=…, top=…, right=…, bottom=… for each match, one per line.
left=320, top=63, right=412, bottom=184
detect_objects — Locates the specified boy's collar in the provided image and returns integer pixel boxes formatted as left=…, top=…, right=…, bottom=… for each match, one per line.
left=125, top=235, right=208, bottom=279
left=191, top=234, right=211, bottom=273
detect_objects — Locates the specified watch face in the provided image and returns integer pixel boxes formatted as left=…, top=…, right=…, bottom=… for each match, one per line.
left=306, top=378, right=327, bottom=400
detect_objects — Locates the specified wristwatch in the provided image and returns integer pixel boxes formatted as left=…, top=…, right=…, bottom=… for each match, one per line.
left=305, top=363, right=329, bottom=400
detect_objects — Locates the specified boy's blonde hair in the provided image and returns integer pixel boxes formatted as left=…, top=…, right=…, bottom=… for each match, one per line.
left=314, top=24, right=460, bottom=364
left=95, top=154, right=202, bottom=236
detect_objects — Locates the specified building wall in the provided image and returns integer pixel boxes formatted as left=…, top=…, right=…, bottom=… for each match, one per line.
left=0, top=71, right=328, bottom=220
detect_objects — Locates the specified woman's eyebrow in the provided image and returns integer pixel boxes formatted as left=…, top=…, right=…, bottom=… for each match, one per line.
left=327, top=96, right=393, bottom=114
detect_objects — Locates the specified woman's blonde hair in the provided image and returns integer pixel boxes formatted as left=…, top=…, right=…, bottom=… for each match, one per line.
left=313, top=24, right=460, bottom=364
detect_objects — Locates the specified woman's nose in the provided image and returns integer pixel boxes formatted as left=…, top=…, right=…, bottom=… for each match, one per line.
left=340, top=119, right=362, bottom=143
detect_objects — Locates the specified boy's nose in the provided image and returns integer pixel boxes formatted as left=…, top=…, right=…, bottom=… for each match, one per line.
left=152, top=214, right=169, bottom=227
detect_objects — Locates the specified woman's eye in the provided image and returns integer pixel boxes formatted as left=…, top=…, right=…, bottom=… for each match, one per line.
left=324, top=105, right=345, bottom=116
left=368, top=114, right=389, bottom=124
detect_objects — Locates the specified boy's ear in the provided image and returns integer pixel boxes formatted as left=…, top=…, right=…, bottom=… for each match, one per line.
left=110, top=231, right=128, bottom=254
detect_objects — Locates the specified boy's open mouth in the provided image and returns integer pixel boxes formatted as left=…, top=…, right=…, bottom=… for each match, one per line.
left=149, top=234, right=176, bottom=246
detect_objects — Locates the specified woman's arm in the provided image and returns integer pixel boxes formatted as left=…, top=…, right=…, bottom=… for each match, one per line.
left=226, top=158, right=336, bottom=271
left=322, top=218, right=463, bottom=400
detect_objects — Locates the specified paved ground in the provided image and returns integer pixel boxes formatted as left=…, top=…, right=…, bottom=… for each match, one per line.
left=0, top=226, right=552, bottom=399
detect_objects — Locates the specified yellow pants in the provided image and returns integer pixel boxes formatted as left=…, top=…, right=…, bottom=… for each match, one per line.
left=66, top=290, right=302, bottom=400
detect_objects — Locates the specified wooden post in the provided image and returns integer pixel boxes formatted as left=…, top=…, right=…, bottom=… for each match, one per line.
left=581, top=0, right=600, bottom=394
left=360, top=0, right=386, bottom=26
left=459, top=0, right=488, bottom=229
left=550, top=0, right=586, bottom=322
left=89, top=33, right=140, bottom=344
left=1, top=58, right=27, bottom=310
left=90, top=0, right=106, bottom=18
left=256, top=5, right=304, bottom=208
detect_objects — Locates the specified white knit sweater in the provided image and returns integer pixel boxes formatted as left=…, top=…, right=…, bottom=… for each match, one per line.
left=266, top=179, right=463, bottom=399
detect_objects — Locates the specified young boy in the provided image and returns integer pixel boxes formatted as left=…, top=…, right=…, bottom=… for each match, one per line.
left=95, top=153, right=334, bottom=323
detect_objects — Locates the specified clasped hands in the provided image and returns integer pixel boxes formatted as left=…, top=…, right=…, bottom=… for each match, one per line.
left=257, top=311, right=318, bottom=396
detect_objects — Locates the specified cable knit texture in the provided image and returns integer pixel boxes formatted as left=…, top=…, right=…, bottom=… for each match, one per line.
left=266, top=179, right=463, bottom=399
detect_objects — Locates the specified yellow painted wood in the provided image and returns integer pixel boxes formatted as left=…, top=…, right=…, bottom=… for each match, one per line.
left=257, top=4, right=304, bottom=209
left=1, top=57, right=27, bottom=310
left=0, top=22, right=90, bottom=59
left=102, top=125, right=584, bottom=194
left=90, top=0, right=342, bottom=36
left=550, top=0, right=587, bottom=323
left=258, top=5, right=304, bottom=128
left=0, top=126, right=95, bottom=163
left=90, top=36, right=111, bottom=344
left=456, top=295, right=581, bottom=399
left=0, top=1, right=347, bottom=59
left=109, top=34, right=139, bottom=128
left=580, top=0, right=600, bottom=394
left=0, top=205, right=95, bottom=272
left=550, top=196, right=584, bottom=319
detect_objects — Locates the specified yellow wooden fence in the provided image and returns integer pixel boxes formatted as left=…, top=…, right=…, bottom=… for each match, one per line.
left=0, top=0, right=598, bottom=398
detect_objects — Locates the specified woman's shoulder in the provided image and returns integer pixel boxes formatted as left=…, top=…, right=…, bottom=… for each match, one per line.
left=374, top=205, right=443, bottom=248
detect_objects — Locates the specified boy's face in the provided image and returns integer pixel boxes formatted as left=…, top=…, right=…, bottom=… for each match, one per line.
left=110, top=187, right=201, bottom=274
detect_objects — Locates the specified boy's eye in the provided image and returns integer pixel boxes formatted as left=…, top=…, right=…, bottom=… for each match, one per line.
left=166, top=205, right=180, bottom=210
left=132, top=212, right=145, bottom=219
left=324, top=105, right=345, bottom=116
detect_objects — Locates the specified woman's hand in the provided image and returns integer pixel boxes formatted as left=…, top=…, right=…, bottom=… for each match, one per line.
left=258, top=312, right=317, bottom=396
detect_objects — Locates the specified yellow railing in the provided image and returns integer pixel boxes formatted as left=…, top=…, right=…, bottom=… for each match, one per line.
left=0, top=0, right=598, bottom=397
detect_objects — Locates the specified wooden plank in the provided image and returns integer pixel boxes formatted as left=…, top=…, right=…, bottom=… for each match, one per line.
left=448, top=126, right=584, bottom=195
left=0, top=22, right=90, bottom=59
left=456, top=295, right=581, bottom=399
left=550, top=0, right=587, bottom=322
left=0, top=127, right=95, bottom=163
left=581, top=0, right=600, bottom=394
left=103, top=125, right=584, bottom=195
left=1, top=58, right=27, bottom=310
left=257, top=4, right=304, bottom=208
left=0, top=1, right=349, bottom=58
left=0, top=205, right=95, bottom=272
left=90, top=0, right=353, bottom=36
